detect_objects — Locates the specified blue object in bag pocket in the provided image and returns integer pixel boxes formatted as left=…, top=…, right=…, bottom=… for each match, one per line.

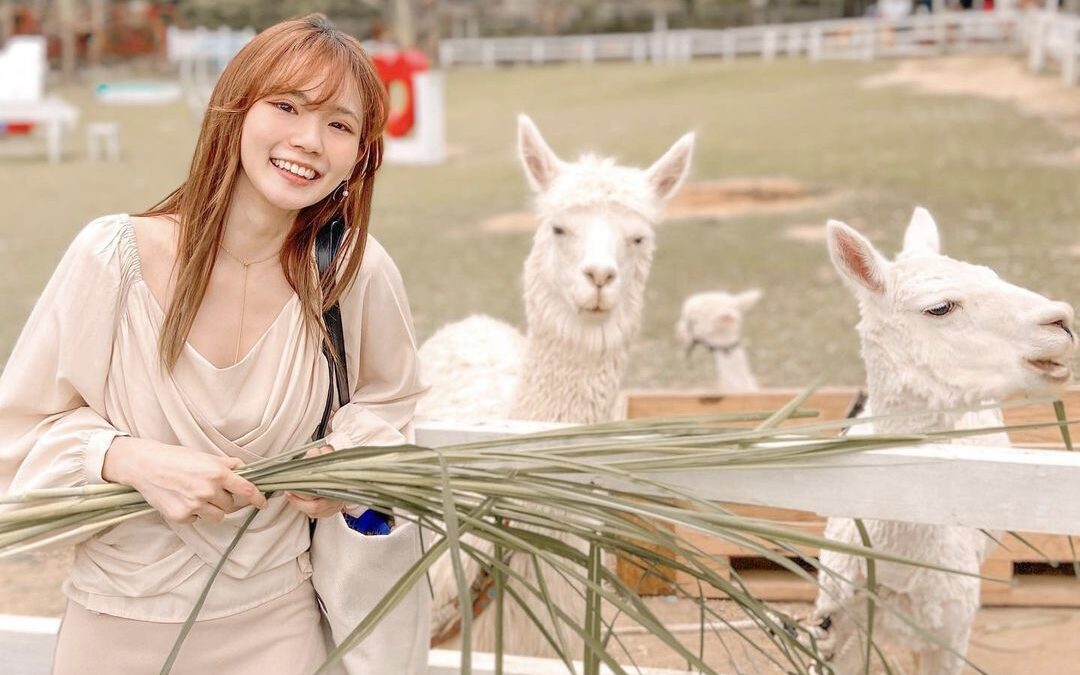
left=343, top=509, right=394, bottom=536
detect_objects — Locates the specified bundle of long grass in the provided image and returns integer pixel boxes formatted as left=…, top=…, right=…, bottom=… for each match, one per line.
left=4, top=390, right=1053, bottom=675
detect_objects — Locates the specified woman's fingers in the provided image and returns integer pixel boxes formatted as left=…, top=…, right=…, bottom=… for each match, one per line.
left=285, top=492, right=343, bottom=519
left=221, top=472, right=268, bottom=509
left=194, top=503, right=227, bottom=523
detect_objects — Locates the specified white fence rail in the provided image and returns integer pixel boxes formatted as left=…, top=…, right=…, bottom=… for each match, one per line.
left=5, top=417, right=1080, bottom=674
left=438, top=12, right=1028, bottom=68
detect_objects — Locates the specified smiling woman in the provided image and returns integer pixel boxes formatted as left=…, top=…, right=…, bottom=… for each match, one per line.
left=0, top=14, right=428, bottom=675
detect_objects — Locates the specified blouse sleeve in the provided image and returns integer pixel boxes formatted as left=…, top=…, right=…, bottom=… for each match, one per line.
left=323, top=237, right=429, bottom=450
left=0, top=217, right=130, bottom=496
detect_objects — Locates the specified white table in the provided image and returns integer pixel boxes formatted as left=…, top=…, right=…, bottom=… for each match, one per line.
left=0, top=97, right=80, bottom=163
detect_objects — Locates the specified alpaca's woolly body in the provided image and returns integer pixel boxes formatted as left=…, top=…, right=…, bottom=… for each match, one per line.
left=709, top=348, right=758, bottom=392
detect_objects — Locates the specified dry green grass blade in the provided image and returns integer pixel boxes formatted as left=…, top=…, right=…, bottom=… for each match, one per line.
left=528, top=552, right=574, bottom=667
left=160, top=507, right=259, bottom=675
left=494, top=539, right=505, bottom=675
left=0, top=506, right=153, bottom=558
left=584, top=541, right=602, bottom=675
left=853, top=519, right=880, bottom=675
left=437, top=452, right=473, bottom=675
left=754, top=376, right=825, bottom=431
left=1054, top=399, right=1074, bottom=451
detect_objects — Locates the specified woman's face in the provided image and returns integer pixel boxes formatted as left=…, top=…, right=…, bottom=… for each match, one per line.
left=237, top=79, right=364, bottom=214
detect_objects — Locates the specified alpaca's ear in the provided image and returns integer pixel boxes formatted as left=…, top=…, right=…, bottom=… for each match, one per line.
left=735, top=288, right=763, bottom=312
left=827, top=220, right=889, bottom=295
left=517, top=114, right=564, bottom=192
left=646, top=132, right=695, bottom=202
left=902, top=206, right=941, bottom=255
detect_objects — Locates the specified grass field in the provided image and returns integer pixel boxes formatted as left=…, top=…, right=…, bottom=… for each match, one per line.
left=2, top=57, right=1078, bottom=391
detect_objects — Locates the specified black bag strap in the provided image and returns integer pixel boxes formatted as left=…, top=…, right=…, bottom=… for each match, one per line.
left=314, top=213, right=350, bottom=440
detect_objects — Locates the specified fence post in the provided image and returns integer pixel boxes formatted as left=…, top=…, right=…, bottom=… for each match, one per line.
left=788, top=27, right=803, bottom=57
left=531, top=39, right=544, bottom=65
left=482, top=42, right=495, bottom=70
left=763, top=28, right=778, bottom=61
left=723, top=31, right=737, bottom=63
left=581, top=38, right=595, bottom=65
left=1029, top=14, right=1047, bottom=72
left=1064, top=21, right=1080, bottom=85
left=437, top=41, right=453, bottom=67
left=809, top=25, right=823, bottom=61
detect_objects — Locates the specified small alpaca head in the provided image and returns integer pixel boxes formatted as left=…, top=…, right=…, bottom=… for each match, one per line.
left=517, top=114, right=694, bottom=350
left=827, top=207, right=1076, bottom=403
left=675, top=289, right=762, bottom=357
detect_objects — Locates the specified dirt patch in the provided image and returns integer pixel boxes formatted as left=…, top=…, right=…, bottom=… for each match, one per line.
left=862, top=55, right=1080, bottom=147
left=475, top=178, right=836, bottom=233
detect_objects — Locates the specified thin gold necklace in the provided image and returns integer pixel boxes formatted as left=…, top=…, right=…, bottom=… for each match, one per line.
left=218, top=242, right=279, bottom=363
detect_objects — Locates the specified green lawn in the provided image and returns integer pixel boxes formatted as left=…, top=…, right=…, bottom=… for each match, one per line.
left=2, top=58, right=1077, bottom=389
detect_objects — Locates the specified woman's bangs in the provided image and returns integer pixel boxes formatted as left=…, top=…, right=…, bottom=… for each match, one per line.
left=256, top=42, right=361, bottom=110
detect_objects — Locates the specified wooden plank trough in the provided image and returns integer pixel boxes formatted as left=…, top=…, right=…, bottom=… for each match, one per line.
left=616, top=386, right=1080, bottom=607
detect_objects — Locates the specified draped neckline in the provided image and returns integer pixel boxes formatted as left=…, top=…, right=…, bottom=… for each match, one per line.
left=117, top=214, right=300, bottom=372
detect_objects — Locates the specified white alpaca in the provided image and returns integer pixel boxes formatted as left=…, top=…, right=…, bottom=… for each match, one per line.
left=417, top=115, right=695, bottom=656
left=675, top=289, right=762, bottom=392
left=811, top=208, right=1076, bottom=675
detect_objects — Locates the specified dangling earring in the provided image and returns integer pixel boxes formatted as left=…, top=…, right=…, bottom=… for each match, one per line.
left=333, top=181, right=350, bottom=201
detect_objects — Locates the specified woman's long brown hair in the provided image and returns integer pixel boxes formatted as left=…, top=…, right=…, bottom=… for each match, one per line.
left=137, top=14, right=388, bottom=370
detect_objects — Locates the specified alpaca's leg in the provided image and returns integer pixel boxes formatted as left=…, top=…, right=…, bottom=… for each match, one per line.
left=808, top=600, right=875, bottom=675
left=914, top=628, right=971, bottom=675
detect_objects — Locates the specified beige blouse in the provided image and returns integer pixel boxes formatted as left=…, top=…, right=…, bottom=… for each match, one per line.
left=0, top=213, right=428, bottom=621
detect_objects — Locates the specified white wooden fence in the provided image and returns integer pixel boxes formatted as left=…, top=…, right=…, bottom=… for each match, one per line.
left=438, top=9, right=1080, bottom=90
left=1026, top=10, right=1080, bottom=85
left=437, top=12, right=1028, bottom=68
left=4, top=418, right=1080, bottom=674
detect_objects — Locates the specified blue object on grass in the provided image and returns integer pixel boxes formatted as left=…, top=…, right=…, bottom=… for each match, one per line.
left=343, top=509, right=393, bottom=536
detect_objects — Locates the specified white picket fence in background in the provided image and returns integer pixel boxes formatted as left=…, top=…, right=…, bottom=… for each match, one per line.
left=4, top=418, right=1080, bottom=674
left=438, top=12, right=1028, bottom=68
left=439, top=9, right=1080, bottom=89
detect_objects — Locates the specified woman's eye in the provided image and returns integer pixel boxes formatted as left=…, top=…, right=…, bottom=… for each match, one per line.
left=330, top=122, right=353, bottom=133
left=924, top=301, right=957, bottom=317
left=274, top=101, right=296, bottom=114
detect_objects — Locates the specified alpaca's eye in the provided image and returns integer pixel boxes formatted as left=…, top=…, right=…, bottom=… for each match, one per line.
left=631, top=235, right=645, bottom=245
left=924, top=301, right=957, bottom=317
left=552, top=225, right=566, bottom=236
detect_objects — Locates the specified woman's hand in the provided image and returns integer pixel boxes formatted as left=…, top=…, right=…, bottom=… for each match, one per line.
left=102, top=437, right=268, bottom=524
left=285, top=445, right=345, bottom=519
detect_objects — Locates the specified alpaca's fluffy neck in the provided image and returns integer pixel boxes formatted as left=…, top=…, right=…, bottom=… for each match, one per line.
left=510, top=244, right=646, bottom=424
left=713, top=347, right=758, bottom=392
left=858, top=312, right=967, bottom=436
left=511, top=324, right=628, bottom=423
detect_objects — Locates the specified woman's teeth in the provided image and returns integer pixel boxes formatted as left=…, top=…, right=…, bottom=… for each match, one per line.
left=271, top=158, right=317, bottom=180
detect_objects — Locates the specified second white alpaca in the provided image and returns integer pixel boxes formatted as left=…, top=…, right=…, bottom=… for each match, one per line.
left=811, top=208, right=1076, bottom=675
left=418, top=115, right=695, bottom=656
left=675, top=288, right=762, bottom=391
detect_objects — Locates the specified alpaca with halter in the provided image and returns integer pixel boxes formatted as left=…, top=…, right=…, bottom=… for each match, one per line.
left=417, top=115, right=694, bottom=656
left=676, top=288, right=762, bottom=392
left=810, top=208, right=1076, bottom=675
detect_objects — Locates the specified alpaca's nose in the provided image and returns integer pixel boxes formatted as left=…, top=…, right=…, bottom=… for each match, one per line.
left=1040, top=302, right=1076, bottom=342
left=583, top=265, right=616, bottom=289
